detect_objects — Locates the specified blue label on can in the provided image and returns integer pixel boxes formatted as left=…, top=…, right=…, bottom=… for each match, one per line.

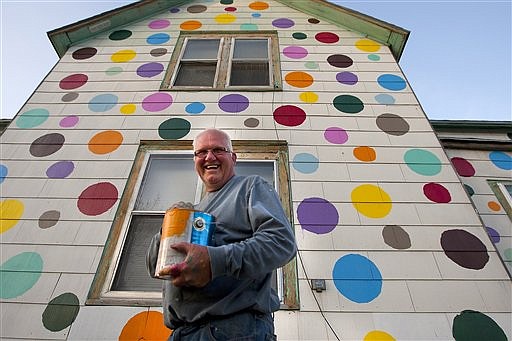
left=190, top=211, right=215, bottom=246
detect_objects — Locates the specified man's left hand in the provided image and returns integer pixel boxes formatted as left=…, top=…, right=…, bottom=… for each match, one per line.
left=162, top=242, right=212, bottom=288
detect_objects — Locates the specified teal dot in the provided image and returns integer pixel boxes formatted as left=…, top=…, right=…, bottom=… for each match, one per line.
left=106, top=66, right=123, bottom=76
left=489, top=151, right=512, bottom=170
left=16, top=108, right=49, bottom=128
left=368, top=54, right=380, bottom=61
left=0, top=164, right=7, bottom=184
left=88, top=94, right=118, bottom=112
left=240, top=23, right=258, bottom=30
left=404, top=148, right=442, bottom=176
left=292, top=153, right=319, bottom=174
left=158, top=118, right=191, bottom=140
left=304, top=61, right=319, bottom=69
left=185, top=102, right=205, bottom=114
left=504, top=248, right=512, bottom=261
left=292, top=32, right=307, bottom=40
left=1, top=252, right=43, bottom=299
left=377, top=74, right=406, bottom=91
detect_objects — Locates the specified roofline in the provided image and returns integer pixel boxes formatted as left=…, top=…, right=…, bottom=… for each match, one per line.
left=431, top=119, right=512, bottom=133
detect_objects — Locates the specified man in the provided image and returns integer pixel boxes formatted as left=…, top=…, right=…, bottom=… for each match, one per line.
left=147, top=128, right=297, bottom=340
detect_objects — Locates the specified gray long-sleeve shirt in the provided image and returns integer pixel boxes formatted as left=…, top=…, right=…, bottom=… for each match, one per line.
left=147, top=175, right=297, bottom=329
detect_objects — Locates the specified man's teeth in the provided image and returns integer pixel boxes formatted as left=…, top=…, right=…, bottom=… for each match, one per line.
left=205, top=165, right=219, bottom=169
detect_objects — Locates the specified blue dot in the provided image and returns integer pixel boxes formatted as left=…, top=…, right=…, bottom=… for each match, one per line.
left=0, top=164, right=7, bottom=184
left=489, top=151, right=512, bottom=170
left=147, top=33, right=170, bottom=45
left=292, top=153, right=319, bottom=174
left=332, top=254, right=382, bottom=303
left=252, top=13, right=261, bottom=18
left=375, top=94, right=395, bottom=105
left=185, top=102, right=205, bottom=114
left=88, top=94, right=118, bottom=112
left=377, top=74, right=406, bottom=91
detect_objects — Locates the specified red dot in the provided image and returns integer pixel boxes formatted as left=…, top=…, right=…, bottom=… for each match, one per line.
left=451, top=157, right=476, bottom=177
left=315, top=32, right=339, bottom=44
left=59, top=74, right=88, bottom=90
left=423, top=182, right=451, bottom=203
left=273, top=105, right=306, bottom=127
left=77, top=182, right=118, bottom=216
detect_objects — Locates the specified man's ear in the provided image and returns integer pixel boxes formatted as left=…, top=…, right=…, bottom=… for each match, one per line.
left=231, top=152, right=237, bottom=163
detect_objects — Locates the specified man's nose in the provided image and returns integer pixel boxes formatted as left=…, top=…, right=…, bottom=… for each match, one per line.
left=204, top=150, right=217, bottom=160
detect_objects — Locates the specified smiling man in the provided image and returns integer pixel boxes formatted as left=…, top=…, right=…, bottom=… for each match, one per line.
left=147, top=128, right=297, bottom=341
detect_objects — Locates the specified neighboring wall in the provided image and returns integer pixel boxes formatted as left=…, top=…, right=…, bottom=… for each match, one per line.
left=0, top=1, right=510, bottom=340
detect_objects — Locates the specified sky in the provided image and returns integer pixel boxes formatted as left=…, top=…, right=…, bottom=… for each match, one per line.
left=1, top=0, right=511, bottom=121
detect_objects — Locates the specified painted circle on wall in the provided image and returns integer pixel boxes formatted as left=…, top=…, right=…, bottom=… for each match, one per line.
left=218, top=94, right=249, bottom=113
left=180, top=20, right=202, bottom=30
left=249, top=1, right=269, bottom=10
left=489, top=151, right=512, bottom=170
left=292, top=32, right=307, bottom=40
left=324, top=127, right=348, bottom=144
left=377, top=74, right=406, bottom=91
left=355, top=39, right=381, bottom=52
left=187, top=4, right=207, bottom=13
left=283, top=45, right=308, bottom=59
left=273, top=105, right=306, bottom=127
left=0, top=199, right=24, bottom=233
left=353, top=146, right=376, bottom=162
left=111, top=49, right=137, bottom=63
left=486, top=226, right=500, bottom=243
left=0, top=252, right=43, bottom=298
left=88, top=93, right=118, bottom=112
left=299, top=92, right=318, bottom=103
left=88, top=130, right=123, bottom=155
left=315, top=32, right=339, bottom=44
left=146, top=33, right=170, bottom=45
left=42, top=293, right=80, bottom=332
left=404, top=149, right=442, bottom=176
left=423, top=182, right=451, bottom=203
left=215, top=14, right=236, bottom=23
left=46, top=161, right=75, bottom=179
left=61, top=92, right=79, bottom=102
left=327, top=54, right=353, bottom=68
left=292, top=153, right=319, bottom=174
left=16, top=108, right=49, bottom=128
left=333, top=95, right=364, bottom=114
left=77, top=182, right=118, bottom=216
left=382, top=225, right=411, bottom=249
left=109, top=29, right=132, bottom=41
left=136, top=62, right=164, bottom=77
left=119, top=311, right=171, bottom=341
left=452, top=310, right=507, bottom=341
left=451, top=157, right=476, bottom=177
left=0, top=164, right=7, bottom=184
left=29, top=133, right=65, bottom=157
left=185, top=102, right=206, bottom=114
left=364, top=331, right=395, bottom=341
left=375, top=94, right=395, bottom=105
left=244, top=118, right=260, bottom=128
left=272, top=18, right=294, bottom=28
left=285, top=71, right=313, bottom=88
left=351, top=184, right=392, bottom=218
left=142, top=92, right=173, bottom=112
left=59, top=74, right=88, bottom=90
left=297, top=197, right=338, bottom=234
left=60, top=115, right=79, bottom=128
left=149, top=19, right=170, bottom=29
left=336, top=71, right=358, bottom=85
left=441, top=229, right=489, bottom=269
left=376, top=113, right=410, bottom=136
left=72, top=47, right=97, bottom=60
left=158, top=118, right=191, bottom=140
left=38, top=210, right=61, bottom=229
left=150, top=48, right=168, bottom=57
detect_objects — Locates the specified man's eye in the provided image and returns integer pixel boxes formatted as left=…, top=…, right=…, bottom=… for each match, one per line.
left=212, top=148, right=225, bottom=154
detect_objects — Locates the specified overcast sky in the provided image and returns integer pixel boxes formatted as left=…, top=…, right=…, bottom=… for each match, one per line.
left=1, top=0, right=511, bottom=121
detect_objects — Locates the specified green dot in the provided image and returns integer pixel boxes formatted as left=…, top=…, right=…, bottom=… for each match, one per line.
left=16, top=108, right=49, bottom=128
left=158, top=118, right=191, bottom=140
left=453, top=310, right=507, bottom=341
left=304, top=61, right=319, bottom=69
left=404, top=149, right=442, bottom=176
left=42, top=293, right=80, bottom=332
left=293, top=32, right=307, bottom=40
left=240, top=23, right=258, bottom=30
left=368, top=54, right=380, bottom=61
left=504, top=248, right=512, bottom=261
left=109, top=29, right=132, bottom=41
left=0, top=252, right=43, bottom=299
left=333, top=94, right=364, bottom=114
left=106, top=66, right=123, bottom=76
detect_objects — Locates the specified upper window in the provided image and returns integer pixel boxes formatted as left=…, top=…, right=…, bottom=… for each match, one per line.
left=162, top=32, right=282, bottom=90
left=489, top=180, right=512, bottom=220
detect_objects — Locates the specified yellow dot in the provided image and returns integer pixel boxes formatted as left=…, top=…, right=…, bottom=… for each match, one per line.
left=111, top=50, right=136, bottom=63
left=351, top=184, right=392, bottom=218
left=299, top=92, right=318, bottom=103
left=215, top=14, right=236, bottom=24
left=0, top=199, right=24, bottom=233
left=355, top=39, right=381, bottom=52
left=120, top=104, right=136, bottom=115
left=364, top=330, right=396, bottom=341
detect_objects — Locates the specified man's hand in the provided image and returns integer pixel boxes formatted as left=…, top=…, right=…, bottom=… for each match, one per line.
left=159, top=242, right=212, bottom=288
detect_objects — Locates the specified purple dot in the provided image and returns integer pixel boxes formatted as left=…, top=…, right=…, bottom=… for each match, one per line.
left=283, top=46, right=308, bottom=59
left=46, top=161, right=74, bottom=179
left=170, top=8, right=180, bottom=13
left=272, top=18, right=294, bottom=28
left=336, top=71, right=358, bottom=85
left=297, top=197, right=339, bottom=234
left=486, top=226, right=500, bottom=243
left=324, top=127, right=348, bottom=144
left=136, top=62, right=164, bottom=78
left=59, top=115, right=79, bottom=128
left=142, top=92, right=173, bottom=112
left=149, top=19, right=170, bottom=29
left=218, top=94, right=249, bottom=113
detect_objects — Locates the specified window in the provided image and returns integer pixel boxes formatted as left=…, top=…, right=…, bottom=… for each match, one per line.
left=87, top=140, right=298, bottom=309
left=489, top=180, right=512, bottom=220
left=162, top=31, right=282, bottom=90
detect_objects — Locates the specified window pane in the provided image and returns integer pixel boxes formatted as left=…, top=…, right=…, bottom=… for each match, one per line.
left=505, top=184, right=512, bottom=197
left=111, top=215, right=163, bottom=291
left=183, top=39, right=220, bottom=59
left=236, top=161, right=274, bottom=188
left=230, top=62, right=269, bottom=86
left=135, top=155, right=196, bottom=211
left=174, top=63, right=217, bottom=86
left=233, top=39, right=268, bottom=59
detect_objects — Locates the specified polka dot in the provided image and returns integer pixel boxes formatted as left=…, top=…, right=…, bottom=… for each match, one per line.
left=376, top=113, right=410, bottom=136
left=315, top=32, right=339, bottom=44
left=308, top=18, right=320, bottom=24
left=336, top=71, right=358, bottom=85
left=0, top=164, right=7, bottom=184
left=333, top=95, right=364, bottom=114
left=59, top=73, right=88, bottom=90
left=251, top=13, right=261, bottom=18
left=187, top=4, right=207, bottom=13
left=488, top=201, right=501, bottom=211
left=283, top=46, right=308, bottom=59
left=46, top=161, right=74, bottom=179
left=142, top=92, right=173, bottom=112
left=332, top=254, right=382, bottom=303
left=273, top=105, right=306, bottom=127
left=240, top=23, right=258, bottom=30
left=382, top=225, right=411, bottom=249
left=147, top=33, right=170, bottom=45
left=30, top=133, right=65, bottom=157
left=327, top=54, right=353, bottom=68
left=148, top=19, right=170, bottom=29
left=119, top=311, right=171, bottom=341
left=42, top=293, right=80, bottom=332
left=77, top=182, right=118, bottom=216
left=185, top=102, right=205, bottom=114
left=464, top=184, right=475, bottom=196
left=88, top=130, right=123, bottom=155
left=355, top=38, right=381, bottom=52
left=364, top=330, right=395, bottom=341
left=106, top=66, right=123, bottom=75
left=0, top=199, right=24, bottom=233
left=404, top=149, right=442, bottom=176
left=218, top=94, right=249, bottom=113
left=377, top=74, right=407, bottom=91
left=299, top=92, right=318, bottom=103
left=453, top=310, right=507, bottom=341
left=244, top=118, right=260, bottom=128
left=249, top=1, right=269, bottom=10
left=489, top=151, right=512, bottom=170
left=59, top=115, right=79, bottom=128
left=16, top=108, right=49, bottom=128
left=292, top=32, right=307, bottom=40
left=272, top=18, right=294, bottom=28
left=72, top=47, right=97, bottom=60
left=109, top=29, right=132, bottom=41
left=180, top=20, right=202, bottom=30
left=324, top=127, right=348, bottom=144
left=136, top=62, right=164, bottom=77
left=61, top=92, right=79, bottom=102
left=225, top=7, right=237, bottom=12
left=158, top=118, right=191, bottom=140
left=304, top=61, right=319, bottom=69
left=150, top=48, right=168, bottom=57
left=441, top=230, right=489, bottom=269
left=120, top=104, right=136, bottom=115
left=450, top=157, right=476, bottom=177
left=111, top=49, right=136, bottom=63
left=504, top=248, right=512, bottom=261
left=297, top=197, right=338, bottom=234
left=170, top=8, right=180, bottom=13
left=285, top=71, right=313, bottom=88
left=423, top=182, right=451, bottom=203
left=353, top=146, right=376, bottom=162
left=486, top=226, right=500, bottom=243
left=368, top=54, right=381, bottom=61
left=375, top=94, right=395, bottom=105
left=215, top=14, right=236, bottom=23
left=0, top=252, right=42, bottom=298
left=88, top=93, right=118, bottom=112
left=351, top=184, right=392, bottom=218
left=38, top=210, right=60, bottom=229
left=292, top=153, right=319, bottom=174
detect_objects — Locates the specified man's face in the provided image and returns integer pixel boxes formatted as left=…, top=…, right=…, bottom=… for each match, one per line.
left=194, top=131, right=237, bottom=192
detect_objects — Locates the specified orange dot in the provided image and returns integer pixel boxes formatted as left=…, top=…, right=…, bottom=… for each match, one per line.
left=249, top=1, right=269, bottom=10
left=119, top=311, right=171, bottom=341
left=285, top=71, right=314, bottom=88
left=488, top=201, right=501, bottom=211
left=180, top=20, right=202, bottom=30
left=88, top=130, right=123, bottom=155
left=354, top=146, right=376, bottom=162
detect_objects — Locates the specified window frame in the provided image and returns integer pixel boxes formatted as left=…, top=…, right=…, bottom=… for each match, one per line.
left=488, top=179, right=512, bottom=220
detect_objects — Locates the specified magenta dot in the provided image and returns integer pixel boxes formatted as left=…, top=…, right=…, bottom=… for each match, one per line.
left=142, top=93, right=173, bottom=112
left=136, top=62, right=164, bottom=78
left=46, top=161, right=74, bottom=179
left=283, top=46, right=308, bottom=59
left=218, top=94, right=249, bottom=113
left=315, top=32, right=339, bottom=44
left=423, top=182, right=451, bottom=203
left=324, top=127, right=348, bottom=144
left=272, top=18, right=294, bottom=28
left=336, top=71, right=358, bottom=85
left=273, top=105, right=306, bottom=127
left=59, top=74, right=88, bottom=90
left=297, top=197, right=339, bottom=234
left=59, top=115, right=79, bottom=128
left=77, top=182, right=118, bottom=216
left=148, top=19, right=170, bottom=29
left=451, top=157, right=476, bottom=177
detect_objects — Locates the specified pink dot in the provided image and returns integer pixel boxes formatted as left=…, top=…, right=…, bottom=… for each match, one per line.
left=273, top=105, right=306, bottom=127
left=142, top=92, right=173, bottom=112
left=77, top=182, right=118, bottom=216
left=315, top=32, right=339, bottom=44
left=423, top=182, right=451, bottom=203
left=148, top=19, right=170, bottom=29
left=59, top=115, right=79, bottom=128
left=451, top=157, right=476, bottom=177
left=59, top=74, right=88, bottom=90
left=324, top=127, right=348, bottom=144
left=283, top=46, right=308, bottom=59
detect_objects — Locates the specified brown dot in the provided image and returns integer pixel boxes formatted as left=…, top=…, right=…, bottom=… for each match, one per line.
left=382, top=225, right=411, bottom=249
left=30, top=133, right=65, bottom=157
left=441, top=229, right=489, bottom=270
left=72, top=47, right=97, bottom=60
left=39, top=210, right=60, bottom=229
left=308, top=18, right=320, bottom=24
left=376, top=113, right=410, bottom=136
left=244, top=118, right=260, bottom=128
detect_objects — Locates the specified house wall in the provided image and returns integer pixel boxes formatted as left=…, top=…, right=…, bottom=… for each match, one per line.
left=1, top=0, right=510, bottom=340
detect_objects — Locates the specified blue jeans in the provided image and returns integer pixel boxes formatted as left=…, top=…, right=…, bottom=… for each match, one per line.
left=169, top=311, right=277, bottom=341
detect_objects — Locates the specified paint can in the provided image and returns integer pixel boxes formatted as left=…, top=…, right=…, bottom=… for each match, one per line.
left=155, top=207, right=215, bottom=279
